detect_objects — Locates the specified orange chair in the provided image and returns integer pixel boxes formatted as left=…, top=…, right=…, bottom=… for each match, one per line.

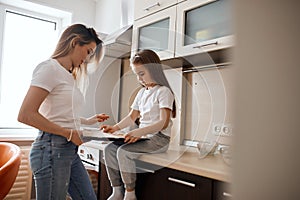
left=0, top=142, right=22, bottom=200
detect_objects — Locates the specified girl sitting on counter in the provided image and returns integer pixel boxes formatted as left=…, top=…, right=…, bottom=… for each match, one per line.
left=101, top=49, right=176, bottom=200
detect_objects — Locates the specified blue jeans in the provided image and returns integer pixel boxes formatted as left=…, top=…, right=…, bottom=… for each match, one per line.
left=30, top=131, right=97, bottom=200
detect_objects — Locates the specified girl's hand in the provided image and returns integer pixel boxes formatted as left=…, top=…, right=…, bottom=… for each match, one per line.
left=100, top=125, right=117, bottom=133
left=124, top=132, right=141, bottom=143
left=85, top=113, right=109, bottom=125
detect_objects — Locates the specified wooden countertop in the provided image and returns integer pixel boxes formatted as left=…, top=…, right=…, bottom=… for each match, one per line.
left=83, top=141, right=231, bottom=182
left=138, top=144, right=231, bottom=182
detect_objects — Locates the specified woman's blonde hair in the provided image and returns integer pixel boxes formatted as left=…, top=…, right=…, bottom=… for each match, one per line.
left=51, top=24, right=104, bottom=94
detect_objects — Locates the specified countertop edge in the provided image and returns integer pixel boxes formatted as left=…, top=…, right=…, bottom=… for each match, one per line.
left=137, top=145, right=231, bottom=182
left=138, top=155, right=231, bottom=182
left=81, top=141, right=231, bottom=182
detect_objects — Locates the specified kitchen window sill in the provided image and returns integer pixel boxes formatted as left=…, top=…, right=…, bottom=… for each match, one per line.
left=0, top=128, right=37, bottom=141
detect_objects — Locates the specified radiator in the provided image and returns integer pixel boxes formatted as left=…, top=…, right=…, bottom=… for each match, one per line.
left=4, top=146, right=32, bottom=200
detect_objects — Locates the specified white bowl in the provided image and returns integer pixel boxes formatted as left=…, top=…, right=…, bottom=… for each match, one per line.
left=197, top=141, right=218, bottom=158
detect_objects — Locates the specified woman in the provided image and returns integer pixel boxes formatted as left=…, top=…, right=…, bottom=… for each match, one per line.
left=101, top=49, right=176, bottom=200
left=18, top=24, right=108, bottom=200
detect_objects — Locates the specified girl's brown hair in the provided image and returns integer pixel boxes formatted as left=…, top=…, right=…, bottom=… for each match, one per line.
left=131, top=49, right=176, bottom=118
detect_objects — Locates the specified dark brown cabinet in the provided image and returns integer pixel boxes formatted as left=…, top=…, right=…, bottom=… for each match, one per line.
left=163, top=167, right=212, bottom=199
left=135, top=160, right=212, bottom=200
left=99, top=161, right=112, bottom=200
left=99, top=158, right=230, bottom=200
left=135, top=160, right=167, bottom=199
left=212, top=180, right=232, bottom=200
left=98, top=151, right=112, bottom=200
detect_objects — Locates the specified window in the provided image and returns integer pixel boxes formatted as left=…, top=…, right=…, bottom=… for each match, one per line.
left=0, top=4, right=66, bottom=129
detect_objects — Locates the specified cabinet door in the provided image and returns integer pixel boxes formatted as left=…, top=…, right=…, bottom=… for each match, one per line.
left=135, top=160, right=167, bottom=200
left=132, top=6, right=176, bottom=60
left=164, top=68, right=183, bottom=144
left=134, top=0, right=178, bottom=20
left=99, top=152, right=112, bottom=200
left=164, top=167, right=213, bottom=199
left=176, top=0, right=234, bottom=57
left=213, top=180, right=232, bottom=200
left=119, top=59, right=141, bottom=120
left=86, top=57, right=121, bottom=124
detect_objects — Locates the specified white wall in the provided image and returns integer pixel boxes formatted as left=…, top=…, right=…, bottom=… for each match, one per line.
left=95, top=0, right=122, bottom=34
left=95, top=0, right=134, bottom=34
left=26, top=0, right=96, bottom=26
left=120, top=0, right=134, bottom=27
left=233, top=1, right=300, bottom=199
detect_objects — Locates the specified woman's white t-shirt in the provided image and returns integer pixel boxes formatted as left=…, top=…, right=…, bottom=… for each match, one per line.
left=131, top=85, right=174, bottom=137
left=30, top=59, right=84, bottom=129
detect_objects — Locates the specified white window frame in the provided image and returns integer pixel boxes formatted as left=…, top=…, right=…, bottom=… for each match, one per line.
left=0, top=1, right=71, bottom=135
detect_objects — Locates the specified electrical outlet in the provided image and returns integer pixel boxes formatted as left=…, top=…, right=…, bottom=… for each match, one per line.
left=212, top=124, right=222, bottom=136
left=213, top=123, right=233, bottom=136
left=221, top=124, right=232, bottom=136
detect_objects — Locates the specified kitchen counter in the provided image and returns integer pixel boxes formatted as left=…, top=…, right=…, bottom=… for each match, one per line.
left=138, top=144, right=231, bottom=182
left=0, top=126, right=231, bottom=183
left=82, top=140, right=231, bottom=183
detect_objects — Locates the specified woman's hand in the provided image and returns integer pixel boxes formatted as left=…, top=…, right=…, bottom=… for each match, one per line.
left=84, top=113, right=109, bottom=125
left=69, top=129, right=83, bottom=146
left=100, top=125, right=118, bottom=134
left=96, top=113, right=109, bottom=122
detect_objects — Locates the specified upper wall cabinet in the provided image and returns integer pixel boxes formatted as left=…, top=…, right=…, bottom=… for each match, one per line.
left=175, top=0, right=234, bottom=57
left=132, top=6, right=176, bottom=60
left=134, top=0, right=179, bottom=20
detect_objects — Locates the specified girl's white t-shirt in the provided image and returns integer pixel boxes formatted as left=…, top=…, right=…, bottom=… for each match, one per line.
left=131, top=85, right=174, bottom=137
left=30, top=59, right=84, bottom=129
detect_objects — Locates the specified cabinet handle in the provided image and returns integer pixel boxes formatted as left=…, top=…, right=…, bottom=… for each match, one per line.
left=136, top=166, right=155, bottom=173
left=143, top=2, right=160, bottom=11
left=193, top=41, right=218, bottom=49
left=223, top=192, right=232, bottom=197
left=168, top=177, right=196, bottom=187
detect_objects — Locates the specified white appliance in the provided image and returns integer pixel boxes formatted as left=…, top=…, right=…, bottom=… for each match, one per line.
left=78, top=140, right=109, bottom=198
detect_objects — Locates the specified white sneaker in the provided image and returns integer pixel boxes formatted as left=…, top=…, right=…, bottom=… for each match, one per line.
left=107, top=186, right=124, bottom=200
left=123, top=190, right=137, bottom=200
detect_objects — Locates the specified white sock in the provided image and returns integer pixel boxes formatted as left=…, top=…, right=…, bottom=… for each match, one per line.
left=124, top=190, right=137, bottom=200
left=107, top=186, right=124, bottom=200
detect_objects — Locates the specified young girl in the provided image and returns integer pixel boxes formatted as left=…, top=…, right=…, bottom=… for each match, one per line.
left=18, top=24, right=109, bottom=200
left=101, top=49, right=176, bottom=200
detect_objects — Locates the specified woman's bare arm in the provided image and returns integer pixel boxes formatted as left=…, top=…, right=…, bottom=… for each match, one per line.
left=18, top=86, right=82, bottom=145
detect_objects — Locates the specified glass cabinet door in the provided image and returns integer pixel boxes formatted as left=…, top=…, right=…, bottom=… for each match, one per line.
left=176, top=0, right=234, bottom=57
left=132, top=6, right=176, bottom=60
left=138, top=18, right=170, bottom=52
